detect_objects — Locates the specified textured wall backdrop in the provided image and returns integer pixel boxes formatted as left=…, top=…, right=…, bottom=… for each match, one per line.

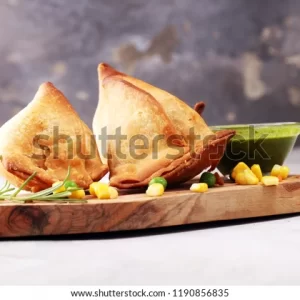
left=1, top=0, right=300, bottom=128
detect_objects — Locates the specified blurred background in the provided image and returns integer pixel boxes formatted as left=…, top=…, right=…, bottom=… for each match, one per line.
left=1, top=0, right=300, bottom=128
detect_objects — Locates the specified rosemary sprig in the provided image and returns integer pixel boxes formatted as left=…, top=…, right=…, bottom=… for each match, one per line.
left=27, top=166, right=72, bottom=199
left=0, top=181, right=10, bottom=193
left=0, top=188, right=15, bottom=196
left=0, top=166, right=87, bottom=203
left=9, top=171, right=37, bottom=198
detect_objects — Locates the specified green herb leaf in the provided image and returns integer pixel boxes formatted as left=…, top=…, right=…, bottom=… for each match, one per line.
left=10, top=171, right=37, bottom=198
left=0, top=165, right=87, bottom=203
left=0, top=181, right=9, bottom=193
left=0, top=187, right=15, bottom=196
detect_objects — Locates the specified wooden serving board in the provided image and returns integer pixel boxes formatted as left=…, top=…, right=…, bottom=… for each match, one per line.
left=1, top=176, right=300, bottom=238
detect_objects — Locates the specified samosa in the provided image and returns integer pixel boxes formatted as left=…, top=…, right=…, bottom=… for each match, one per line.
left=0, top=82, right=107, bottom=192
left=93, top=63, right=235, bottom=189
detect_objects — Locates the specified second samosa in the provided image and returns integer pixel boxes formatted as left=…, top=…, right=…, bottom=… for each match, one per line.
left=93, top=63, right=235, bottom=189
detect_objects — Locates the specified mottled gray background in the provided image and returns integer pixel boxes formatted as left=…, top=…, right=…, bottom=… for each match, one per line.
left=1, top=0, right=300, bottom=129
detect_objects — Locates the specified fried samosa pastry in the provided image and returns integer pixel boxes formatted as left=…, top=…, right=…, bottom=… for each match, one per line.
left=0, top=82, right=107, bottom=192
left=94, top=63, right=235, bottom=189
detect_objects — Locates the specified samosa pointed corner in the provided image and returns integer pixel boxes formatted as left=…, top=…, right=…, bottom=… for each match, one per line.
left=98, top=63, right=123, bottom=81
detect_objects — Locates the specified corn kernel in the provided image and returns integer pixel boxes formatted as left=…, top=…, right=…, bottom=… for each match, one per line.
left=251, top=164, right=262, bottom=181
left=146, top=183, right=165, bottom=197
left=94, top=183, right=110, bottom=199
left=280, top=166, right=289, bottom=180
left=108, top=186, right=119, bottom=199
left=89, top=182, right=98, bottom=196
left=261, top=176, right=279, bottom=186
left=52, top=181, right=66, bottom=194
left=190, top=183, right=208, bottom=193
left=69, top=189, right=85, bottom=199
left=244, top=169, right=259, bottom=185
left=235, top=172, right=247, bottom=185
left=231, top=162, right=250, bottom=179
left=235, top=169, right=258, bottom=185
left=271, top=164, right=281, bottom=177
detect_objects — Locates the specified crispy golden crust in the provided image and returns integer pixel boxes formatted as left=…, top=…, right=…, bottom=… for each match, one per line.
left=97, top=64, right=214, bottom=141
left=94, top=63, right=235, bottom=189
left=0, top=82, right=108, bottom=192
left=109, top=130, right=234, bottom=189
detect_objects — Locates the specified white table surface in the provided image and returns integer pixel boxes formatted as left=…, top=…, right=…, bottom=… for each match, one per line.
left=0, top=150, right=300, bottom=286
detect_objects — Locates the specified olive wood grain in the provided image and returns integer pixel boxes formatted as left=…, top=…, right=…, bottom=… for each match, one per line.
left=1, top=176, right=300, bottom=238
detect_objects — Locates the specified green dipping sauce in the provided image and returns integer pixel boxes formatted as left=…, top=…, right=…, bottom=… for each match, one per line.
left=211, top=123, right=300, bottom=174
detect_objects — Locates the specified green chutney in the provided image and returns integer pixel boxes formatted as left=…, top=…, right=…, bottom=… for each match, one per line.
left=210, top=123, right=300, bottom=174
